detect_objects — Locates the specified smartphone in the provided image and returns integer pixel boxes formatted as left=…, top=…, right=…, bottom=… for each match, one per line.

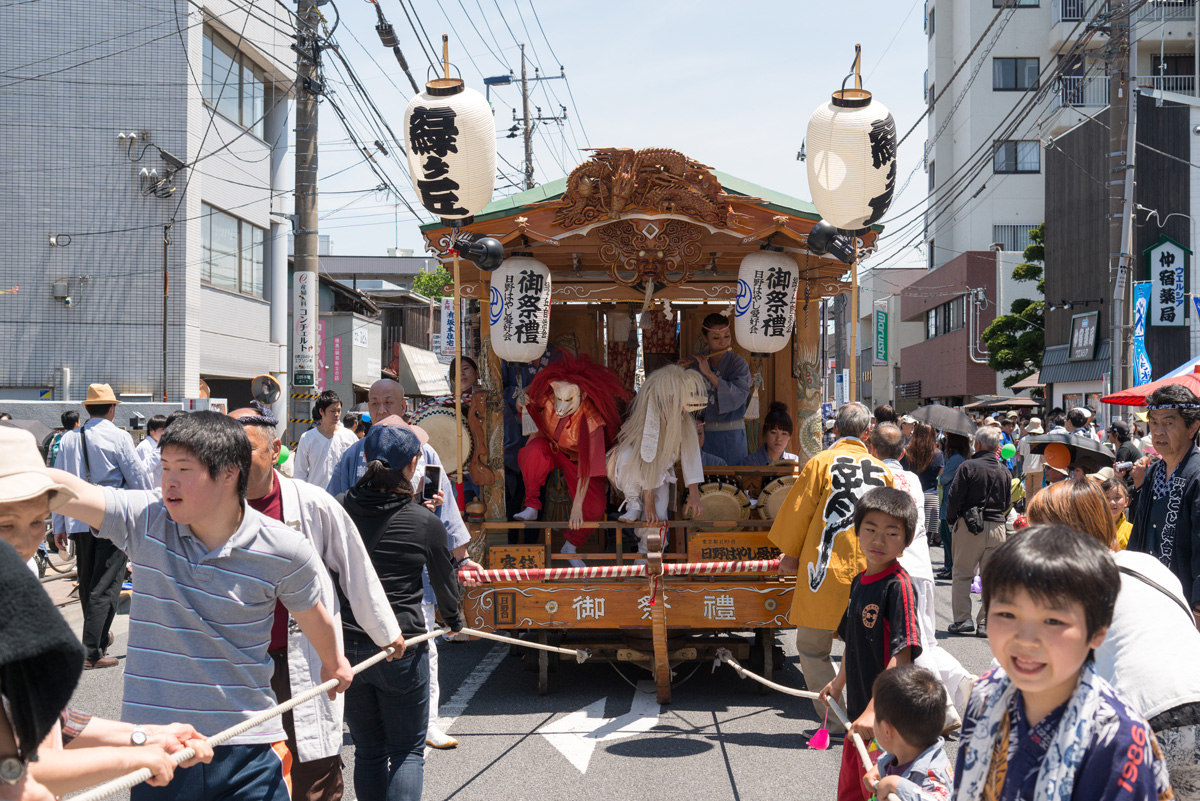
left=422, top=464, right=442, bottom=503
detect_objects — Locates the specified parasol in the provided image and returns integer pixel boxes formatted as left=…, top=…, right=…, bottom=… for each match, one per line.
left=909, top=404, right=977, bottom=438
left=1101, top=365, right=1200, bottom=407
left=1022, top=432, right=1114, bottom=474
left=0, top=419, right=53, bottom=445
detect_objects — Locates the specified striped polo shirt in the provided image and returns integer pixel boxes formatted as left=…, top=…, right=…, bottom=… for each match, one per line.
left=99, top=487, right=323, bottom=743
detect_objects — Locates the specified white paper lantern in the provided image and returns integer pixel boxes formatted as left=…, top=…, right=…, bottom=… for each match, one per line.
left=734, top=249, right=799, bottom=356
left=403, top=77, right=496, bottom=221
left=489, top=255, right=552, bottom=362
left=806, top=87, right=897, bottom=234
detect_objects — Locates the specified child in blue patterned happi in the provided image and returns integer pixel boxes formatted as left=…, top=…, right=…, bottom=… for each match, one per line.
left=954, top=524, right=1173, bottom=801
left=862, top=665, right=953, bottom=800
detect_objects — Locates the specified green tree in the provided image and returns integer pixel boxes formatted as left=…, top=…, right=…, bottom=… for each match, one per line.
left=412, top=265, right=453, bottom=300
left=981, top=223, right=1045, bottom=389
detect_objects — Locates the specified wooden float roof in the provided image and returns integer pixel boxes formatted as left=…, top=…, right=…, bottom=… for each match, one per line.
left=418, top=148, right=881, bottom=303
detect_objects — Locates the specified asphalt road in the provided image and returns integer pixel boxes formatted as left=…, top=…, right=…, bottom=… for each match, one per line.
left=64, top=546, right=997, bottom=801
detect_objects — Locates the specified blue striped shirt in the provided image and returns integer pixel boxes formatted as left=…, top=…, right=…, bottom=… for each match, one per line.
left=99, top=488, right=323, bottom=743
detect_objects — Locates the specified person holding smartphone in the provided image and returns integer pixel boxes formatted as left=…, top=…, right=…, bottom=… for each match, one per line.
left=336, top=426, right=463, bottom=800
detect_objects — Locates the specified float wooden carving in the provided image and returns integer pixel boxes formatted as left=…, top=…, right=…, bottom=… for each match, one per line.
left=553, top=148, right=749, bottom=230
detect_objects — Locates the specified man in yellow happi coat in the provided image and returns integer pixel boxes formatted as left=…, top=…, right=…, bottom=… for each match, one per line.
left=768, top=401, right=893, bottom=728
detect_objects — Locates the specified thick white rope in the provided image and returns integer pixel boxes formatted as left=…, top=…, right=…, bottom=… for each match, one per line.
left=72, top=628, right=449, bottom=801
left=459, top=627, right=591, bottom=663
left=715, top=649, right=899, bottom=801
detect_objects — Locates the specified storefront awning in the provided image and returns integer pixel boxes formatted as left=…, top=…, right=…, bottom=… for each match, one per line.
left=1010, top=371, right=1043, bottom=390
left=1039, top=340, right=1111, bottom=385
left=390, top=343, right=450, bottom=398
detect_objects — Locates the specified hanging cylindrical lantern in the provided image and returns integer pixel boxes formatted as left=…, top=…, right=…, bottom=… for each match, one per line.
left=403, top=73, right=496, bottom=222
left=734, top=248, right=799, bottom=357
left=805, top=62, right=897, bottom=235
left=489, top=254, right=552, bottom=362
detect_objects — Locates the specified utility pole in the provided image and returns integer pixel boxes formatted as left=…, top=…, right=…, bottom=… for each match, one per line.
left=515, top=44, right=567, bottom=189
left=520, top=44, right=533, bottom=190
left=1108, top=0, right=1136, bottom=407
left=293, top=0, right=323, bottom=426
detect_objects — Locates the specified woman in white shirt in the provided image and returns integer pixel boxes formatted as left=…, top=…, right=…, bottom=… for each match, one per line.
left=294, top=390, right=359, bottom=489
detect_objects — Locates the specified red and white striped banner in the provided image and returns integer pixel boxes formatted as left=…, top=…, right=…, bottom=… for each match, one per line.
left=459, top=558, right=781, bottom=584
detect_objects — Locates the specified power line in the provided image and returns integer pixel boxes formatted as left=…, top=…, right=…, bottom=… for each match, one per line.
left=527, top=0, right=588, bottom=144
left=868, top=3, right=1110, bottom=269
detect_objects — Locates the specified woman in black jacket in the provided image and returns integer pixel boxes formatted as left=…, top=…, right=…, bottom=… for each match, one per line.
left=337, top=425, right=462, bottom=801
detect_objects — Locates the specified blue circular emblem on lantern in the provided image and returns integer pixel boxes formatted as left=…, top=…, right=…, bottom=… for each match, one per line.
left=735, top=279, right=752, bottom=317
left=489, top=285, right=503, bottom=325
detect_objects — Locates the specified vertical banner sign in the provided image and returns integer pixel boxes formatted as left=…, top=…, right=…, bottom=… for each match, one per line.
left=1193, top=295, right=1200, bottom=324
left=332, top=336, right=342, bottom=384
left=1146, top=236, right=1188, bottom=327
left=440, top=297, right=456, bottom=357
left=293, top=272, right=316, bottom=387
left=834, top=372, right=846, bottom=405
left=1132, top=281, right=1153, bottom=386
left=873, top=300, right=888, bottom=366
left=316, top=320, right=326, bottom=392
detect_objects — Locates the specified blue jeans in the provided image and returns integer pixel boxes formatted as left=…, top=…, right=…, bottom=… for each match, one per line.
left=131, top=743, right=290, bottom=801
left=344, top=637, right=430, bottom=801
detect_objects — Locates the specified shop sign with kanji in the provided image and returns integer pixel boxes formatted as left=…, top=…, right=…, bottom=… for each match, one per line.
left=1146, top=236, right=1190, bottom=328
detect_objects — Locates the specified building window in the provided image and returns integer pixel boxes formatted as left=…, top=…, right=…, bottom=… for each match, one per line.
left=203, top=29, right=266, bottom=138
left=928, top=7, right=935, bottom=34
left=928, top=160, right=936, bottom=192
left=201, top=203, right=265, bottom=297
left=993, top=140, right=1040, bottom=173
left=993, top=57, right=1039, bottom=91
left=928, top=239, right=935, bottom=271
left=925, top=296, right=966, bottom=340
left=994, top=0, right=1037, bottom=6
left=923, top=70, right=929, bottom=102
left=993, top=223, right=1037, bottom=252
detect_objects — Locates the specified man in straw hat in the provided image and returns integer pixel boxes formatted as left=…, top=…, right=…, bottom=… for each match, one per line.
left=51, top=383, right=152, bottom=669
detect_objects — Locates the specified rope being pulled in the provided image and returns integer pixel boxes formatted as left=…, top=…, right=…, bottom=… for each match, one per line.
left=459, top=626, right=591, bottom=663
left=715, top=649, right=900, bottom=801
left=71, top=627, right=593, bottom=801
left=460, top=557, right=781, bottom=583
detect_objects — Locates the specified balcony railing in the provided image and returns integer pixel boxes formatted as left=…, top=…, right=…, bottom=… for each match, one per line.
left=1059, top=0, right=1195, bottom=24
left=1053, top=0, right=1086, bottom=24
left=1135, top=74, right=1197, bottom=94
left=1133, top=0, right=1195, bottom=25
left=1055, top=75, right=1110, bottom=108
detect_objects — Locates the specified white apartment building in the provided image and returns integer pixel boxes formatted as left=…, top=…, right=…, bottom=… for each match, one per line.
left=924, top=0, right=1197, bottom=271
left=0, top=1, right=295, bottom=406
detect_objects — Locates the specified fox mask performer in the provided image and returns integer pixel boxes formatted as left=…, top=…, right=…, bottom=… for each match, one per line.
left=514, top=354, right=626, bottom=566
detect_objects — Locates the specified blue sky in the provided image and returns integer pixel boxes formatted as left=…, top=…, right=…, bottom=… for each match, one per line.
left=316, top=0, right=929, bottom=269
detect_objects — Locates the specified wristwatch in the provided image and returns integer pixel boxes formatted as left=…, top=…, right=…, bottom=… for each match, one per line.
left=130, top=726, right=148, bottom=746
left=0, top=756, right=25, bottom=785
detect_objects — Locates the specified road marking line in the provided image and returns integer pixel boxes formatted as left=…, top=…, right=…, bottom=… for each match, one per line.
left=536, top=680, right=661, bottom=773
left=436, top=642, right=508, bottom=732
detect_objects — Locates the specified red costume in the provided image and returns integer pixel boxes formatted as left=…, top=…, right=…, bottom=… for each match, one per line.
left=518, top=354, right=626, bottom=546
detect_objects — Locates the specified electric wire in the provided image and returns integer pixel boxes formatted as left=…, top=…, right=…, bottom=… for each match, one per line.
left=868, top=1, right=1110, bottom=268
left=527, top=0, right=589, bottom=144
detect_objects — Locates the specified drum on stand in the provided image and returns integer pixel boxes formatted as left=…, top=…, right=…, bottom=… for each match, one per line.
left=411, top=405, right=473, bottom=476
left=689, top=476, right=751, bottom=522
left=756, top=475, right=797, bottom=520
